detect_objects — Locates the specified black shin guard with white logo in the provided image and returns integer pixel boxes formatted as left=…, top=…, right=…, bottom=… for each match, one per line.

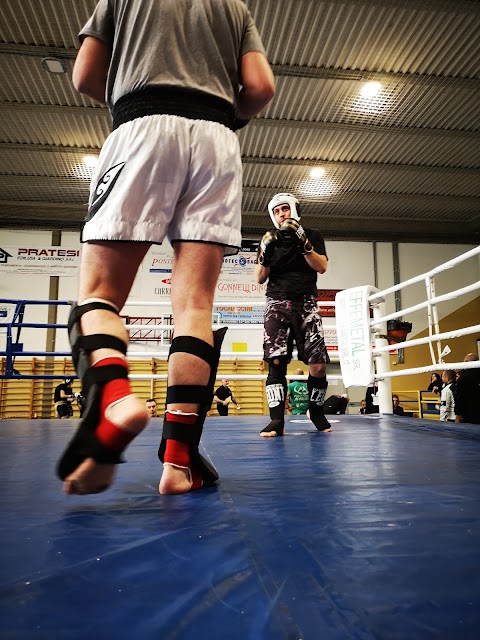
left=307, top=374, right=331, bottom=431
left=261, top=358, right=288, bottom=435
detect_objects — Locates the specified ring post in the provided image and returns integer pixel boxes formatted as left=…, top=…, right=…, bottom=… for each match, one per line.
left=372, top=299, right=392, bottom=414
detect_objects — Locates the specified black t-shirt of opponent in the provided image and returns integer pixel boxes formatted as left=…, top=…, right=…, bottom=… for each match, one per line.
left=258, top=228, right=327, bottom=300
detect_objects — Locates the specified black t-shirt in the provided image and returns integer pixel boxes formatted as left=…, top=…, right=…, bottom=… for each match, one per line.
left=54, top=383, right=72, bottom=403
left=454, top=368, right=480, bottom=422
left=323, top=395, right=348, bottom=414
left=258, top=228, right=327, bottom=300
left=215, top=386, right=232, bottom=402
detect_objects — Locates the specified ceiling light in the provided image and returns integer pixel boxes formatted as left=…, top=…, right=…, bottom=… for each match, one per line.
left=41, top=57, right=66, bottom=74
left=83, top=155, right=98, bottom=167
left=309, top=167, right=326, bottom=178
left=360, top=81, right=382, bottom=98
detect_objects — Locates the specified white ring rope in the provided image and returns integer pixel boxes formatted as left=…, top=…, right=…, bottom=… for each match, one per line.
left=368, top=245, right=480, bottom=301
left=336, top=246, right=480, bottom=414
left=370, top=281, right=480, bottom=327
left=125, top=323, right=337, bottom=331
left=372, top=324, right=480, bottom=355
left=375, top=360, right=480, bottom=380
left=128, top=374, right=344, bottom=381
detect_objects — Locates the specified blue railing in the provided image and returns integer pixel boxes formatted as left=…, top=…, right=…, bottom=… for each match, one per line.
left=0, top=299, right=74, bottom=379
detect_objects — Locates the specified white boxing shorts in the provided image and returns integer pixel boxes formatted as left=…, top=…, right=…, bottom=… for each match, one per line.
left=82, top=114, right=243, bottom=256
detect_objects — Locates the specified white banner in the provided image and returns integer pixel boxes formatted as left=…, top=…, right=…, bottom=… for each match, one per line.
left=140, top=243, right=267, bottom=302
left=0, top=245, right=80, bottom=276
left=335, top=286, right=376, bottom=387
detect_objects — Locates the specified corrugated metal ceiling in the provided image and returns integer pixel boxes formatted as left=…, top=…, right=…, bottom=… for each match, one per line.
left=0, top=0, right=479, bottom=244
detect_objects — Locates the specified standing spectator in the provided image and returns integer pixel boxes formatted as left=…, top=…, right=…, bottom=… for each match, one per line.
left=214, top=379, right=240, bottom=416
left=54, top=379, right=75, bottom=419
left=455, top=353, right=480, bottom=424
left=427, top=373, right=442, bottom=393
left=439, top=370, right=456, bottom=422
left=392, top=394, right=405, bottom=416
left=286, top=369, right=309, bottom=415
left=425, top=372, right=442, bottom=413
left=56, top=0, right=275, bottom=496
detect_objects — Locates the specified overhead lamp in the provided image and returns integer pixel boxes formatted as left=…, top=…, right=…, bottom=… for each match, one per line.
left=83, top=155, right=98, bottom=167
left=309, top=167, right=326, bottom=178
left=360, top=81, right=382, bottom=98
left=41, top=57, right=66, bottom=74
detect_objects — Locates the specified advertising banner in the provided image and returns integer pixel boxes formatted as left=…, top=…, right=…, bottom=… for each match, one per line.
left=143, top=241, right=267, bottom=303
left=335, top=286, right=376, bottom=387
left=0, top=245, right=80, bottom=276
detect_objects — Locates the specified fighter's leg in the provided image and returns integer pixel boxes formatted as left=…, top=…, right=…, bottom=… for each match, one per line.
left=57, top=241, right=151, bottom=495
left=292, top=297, right=331, bottom=432
left=260, top=299, right=291, bottom=437
left=307, top=362, right=331, bottom=432
left=159, top=242, right=225, bottom=495
left=261, top=357, right=289, bottom=437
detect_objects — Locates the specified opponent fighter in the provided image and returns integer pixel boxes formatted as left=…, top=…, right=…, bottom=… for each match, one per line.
left=56, top=0, right=275, bottom=495
left=254, top=193, right=331, bottom=437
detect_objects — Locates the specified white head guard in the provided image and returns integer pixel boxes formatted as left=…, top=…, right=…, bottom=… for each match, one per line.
left=267, top=193, right=300, bottom=229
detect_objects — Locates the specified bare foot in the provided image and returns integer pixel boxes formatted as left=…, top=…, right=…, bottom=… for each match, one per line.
left=260, top=430, right=282, bottom=438
left=159, top=464, right=193, bottom=495
left=63, top=395, right=148, bottom=495
left=64, top=458, right=115, bottom=495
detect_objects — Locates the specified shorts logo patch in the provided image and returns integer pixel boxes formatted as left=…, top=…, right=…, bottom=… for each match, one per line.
left=86, top=162, right=126, bottom=220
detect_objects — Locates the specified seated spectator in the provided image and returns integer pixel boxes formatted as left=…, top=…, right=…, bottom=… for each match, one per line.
left=286, top=369, right=309, bottom=415
left=392, top=394, right=405, bottom=416
left=439, top=370, right=456, bottom=422
left=365, top=384, right=379, bottom=414
left=323, top=394, right=349, bottom=415
left=455, top=353, right=480, bottom=424
left=358, top=399, right=367, bottom=414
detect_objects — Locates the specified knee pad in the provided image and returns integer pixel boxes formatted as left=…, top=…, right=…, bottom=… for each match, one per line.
left=266, top=357, right=288, bottom=386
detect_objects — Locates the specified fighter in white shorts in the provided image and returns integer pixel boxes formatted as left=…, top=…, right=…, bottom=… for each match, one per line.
left=56, top=0, right=275, bottom=497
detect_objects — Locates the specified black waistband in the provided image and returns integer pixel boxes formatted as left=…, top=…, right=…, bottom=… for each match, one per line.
left=112, top=87, right=235, bottom=131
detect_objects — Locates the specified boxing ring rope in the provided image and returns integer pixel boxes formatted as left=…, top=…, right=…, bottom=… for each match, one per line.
left=0, top=298, right=341, bottom=382
left=336, top=246, right=480, bottom=414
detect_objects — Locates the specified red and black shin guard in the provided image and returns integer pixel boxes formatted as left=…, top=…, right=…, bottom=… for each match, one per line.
left=56, top=301, right=133, bottom=481
left=158, top=327, right=227, bottom=488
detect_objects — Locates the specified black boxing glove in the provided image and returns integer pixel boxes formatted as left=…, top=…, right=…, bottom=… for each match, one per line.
left=258, top=230, right=280, bottom=267
left=279, top=219, right=313, bottom=254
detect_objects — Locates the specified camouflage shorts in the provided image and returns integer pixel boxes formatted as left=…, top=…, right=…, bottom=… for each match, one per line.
left=263, top=296, right=330, bottom=364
